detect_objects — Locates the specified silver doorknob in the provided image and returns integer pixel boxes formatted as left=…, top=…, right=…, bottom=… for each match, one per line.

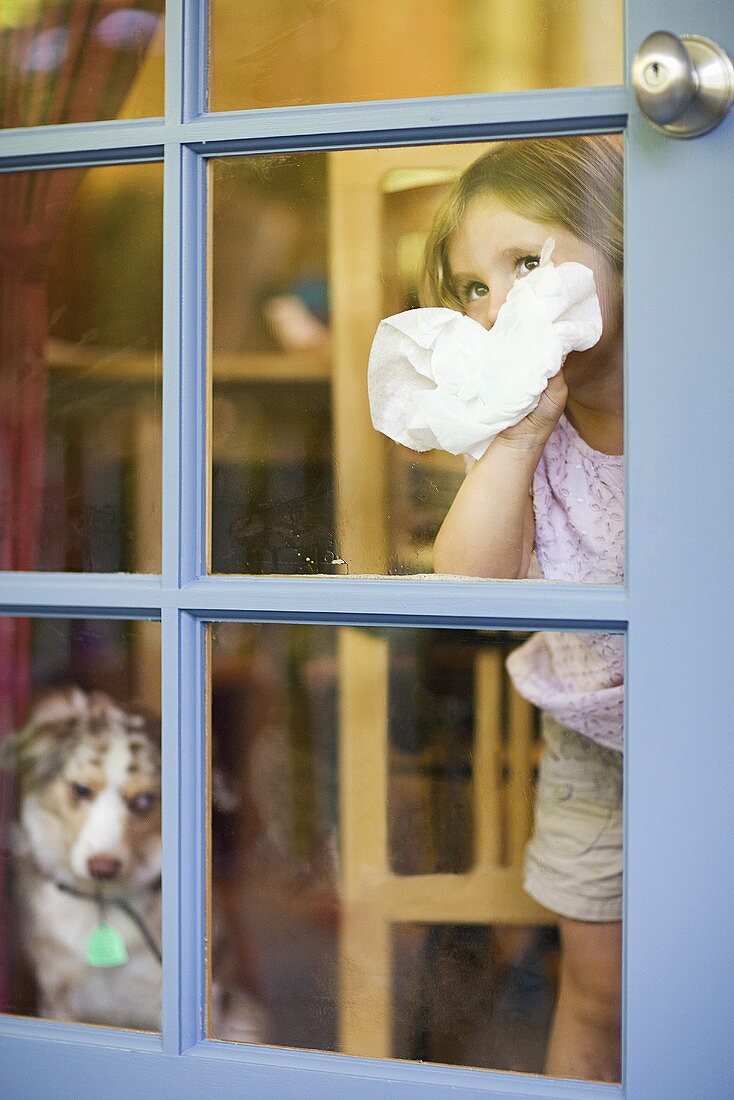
left=632, top=31, right=733, bottom=138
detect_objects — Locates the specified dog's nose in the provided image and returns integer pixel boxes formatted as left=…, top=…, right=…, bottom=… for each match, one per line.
left=87, top=856, right=123, bottom=880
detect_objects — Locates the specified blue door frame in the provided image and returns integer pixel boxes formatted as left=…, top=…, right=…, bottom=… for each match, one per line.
left=1, top=2, right=733, bottom=1097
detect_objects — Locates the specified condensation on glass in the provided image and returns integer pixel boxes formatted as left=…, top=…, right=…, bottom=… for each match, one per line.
left=0, top=162, right=163, bottom=573
left=207, top=623, right=623, bottom=1080
left=0, top=616, right=162, bottom=1030
left=0, top=1, right=164, bottom=129
left=209, top=136, right=623, bottom=579
left=208, top=0, right=622, bottom=113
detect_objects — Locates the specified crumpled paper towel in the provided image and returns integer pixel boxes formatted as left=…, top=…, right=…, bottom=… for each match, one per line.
left=368, top=239, right=602, bottom=460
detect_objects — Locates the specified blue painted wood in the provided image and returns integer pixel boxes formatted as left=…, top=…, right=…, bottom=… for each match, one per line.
left=179, top=146, right=209, bottom=585
left=162, top=144, right=184, bottom=589
left=164, top=0, right=184, bottom=127
left=193, top=83, right=628, bottom=140
left=180, top=85, right=629, bottom=156
left=160, top=0, right=185, bottom=586
left=0, top=574, right=626, bottom=626
left=165, top=3, right=202, bottom=1023
left=623, top=4, right=734, bottom=1100
left=0, top=574, right=164, bottom=613
left=2, top=0, right=733, bottom=1096
left=160, top=608, right=181, bottom=1052
left=0, top=85, right=627, bottom=164
left=160, top=609, right=205, bottom=1054
left=177, top=577, right=627, bottom=628
left=0, top=1033, right=622, bottom=1100
left=0, top=1017, right=161, bottom=1051
left=186, top=1039, right=620, bottom=1097
left=0, top=125, right=167, bottom=168
left=177, top=611, right=208, bottom=1051
left=183, top=0, right=209, bottom=122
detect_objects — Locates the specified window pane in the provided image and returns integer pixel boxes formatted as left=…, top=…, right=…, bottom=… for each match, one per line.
left=208, top=623, right=623, bottom=1081
left=0, top=163, right=163, bottom=572
left=210, top=137, right=624, bottom=582
left=0, top=616, right=161, bottom=1030
left=0, top=1, right=164, bottom=129
left=209, top=0, right=622, bottom=112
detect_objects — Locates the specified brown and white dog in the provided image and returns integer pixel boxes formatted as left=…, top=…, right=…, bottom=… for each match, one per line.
left=3, top=685, right=267, bottom=1039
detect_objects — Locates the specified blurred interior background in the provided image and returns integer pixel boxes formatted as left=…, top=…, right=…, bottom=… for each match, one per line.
left=0, top=0, right=622, bottom=1073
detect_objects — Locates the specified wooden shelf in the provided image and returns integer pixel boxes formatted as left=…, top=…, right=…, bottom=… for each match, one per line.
left=45, top=339, right=330, bottom=383
left=214, top=350, right=330, bottom=383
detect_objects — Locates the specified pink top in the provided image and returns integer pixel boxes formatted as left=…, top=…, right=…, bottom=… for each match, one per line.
left=505, top=414, right=625, bottom=752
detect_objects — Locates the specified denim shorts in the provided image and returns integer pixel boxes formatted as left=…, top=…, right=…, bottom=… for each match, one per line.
left=523, top=713, right=623, bottom=923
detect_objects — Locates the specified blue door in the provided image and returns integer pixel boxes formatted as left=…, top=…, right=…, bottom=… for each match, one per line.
left=1, top=0, right=732, bottom=1096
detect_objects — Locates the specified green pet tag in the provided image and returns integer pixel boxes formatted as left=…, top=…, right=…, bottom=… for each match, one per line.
left=85, top=922, right=129, bottom=968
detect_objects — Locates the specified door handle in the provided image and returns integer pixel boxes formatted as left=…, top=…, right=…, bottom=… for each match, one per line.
left=632, top=31, right=733, bottom=138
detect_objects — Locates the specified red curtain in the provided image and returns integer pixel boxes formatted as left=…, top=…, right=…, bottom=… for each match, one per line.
left=0, top=0, right=163, bottom=1014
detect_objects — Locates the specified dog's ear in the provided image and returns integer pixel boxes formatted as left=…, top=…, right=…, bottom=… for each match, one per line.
left=5, top=686, right=89, bottom=790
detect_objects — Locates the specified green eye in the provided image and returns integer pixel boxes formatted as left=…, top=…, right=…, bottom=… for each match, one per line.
left=518, top=255, right=541, bottom=274
left=465, top=281, right=489, bottom=300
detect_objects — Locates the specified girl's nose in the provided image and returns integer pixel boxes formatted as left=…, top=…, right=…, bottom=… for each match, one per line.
left=474, top=288, right=505, bottom=331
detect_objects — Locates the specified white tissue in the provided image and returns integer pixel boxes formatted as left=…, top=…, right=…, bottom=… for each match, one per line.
left=368, top=239, right=602, bottom=460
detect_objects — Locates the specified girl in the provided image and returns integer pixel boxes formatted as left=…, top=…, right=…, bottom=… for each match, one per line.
left=425, top=136, right=624, bottom=1082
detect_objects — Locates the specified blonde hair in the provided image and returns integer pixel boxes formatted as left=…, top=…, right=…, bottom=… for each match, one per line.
left=420, top=135, right=623, bottom=310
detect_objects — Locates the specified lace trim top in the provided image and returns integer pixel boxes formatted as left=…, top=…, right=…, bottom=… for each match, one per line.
left=506, top=414, right=625, bottom=751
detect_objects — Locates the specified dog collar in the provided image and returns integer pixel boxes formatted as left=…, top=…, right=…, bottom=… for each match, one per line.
left=55, top=880, right=162, bottom=966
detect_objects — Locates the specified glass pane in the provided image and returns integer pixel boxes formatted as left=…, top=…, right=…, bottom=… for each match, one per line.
left=208, top=623, right=623, bottom=1082
left=210, top=136, right=623, bottom=582
left=0, top=1, right=164, bottom=129
left=0, top=616, right=161, bottom=1030
left=209, top=0, right=622, bottom=112
left=0, top=163, right=163, bottom=572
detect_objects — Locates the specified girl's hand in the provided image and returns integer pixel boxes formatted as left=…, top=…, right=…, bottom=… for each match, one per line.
left=494, top=369, right=568, bottom=453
